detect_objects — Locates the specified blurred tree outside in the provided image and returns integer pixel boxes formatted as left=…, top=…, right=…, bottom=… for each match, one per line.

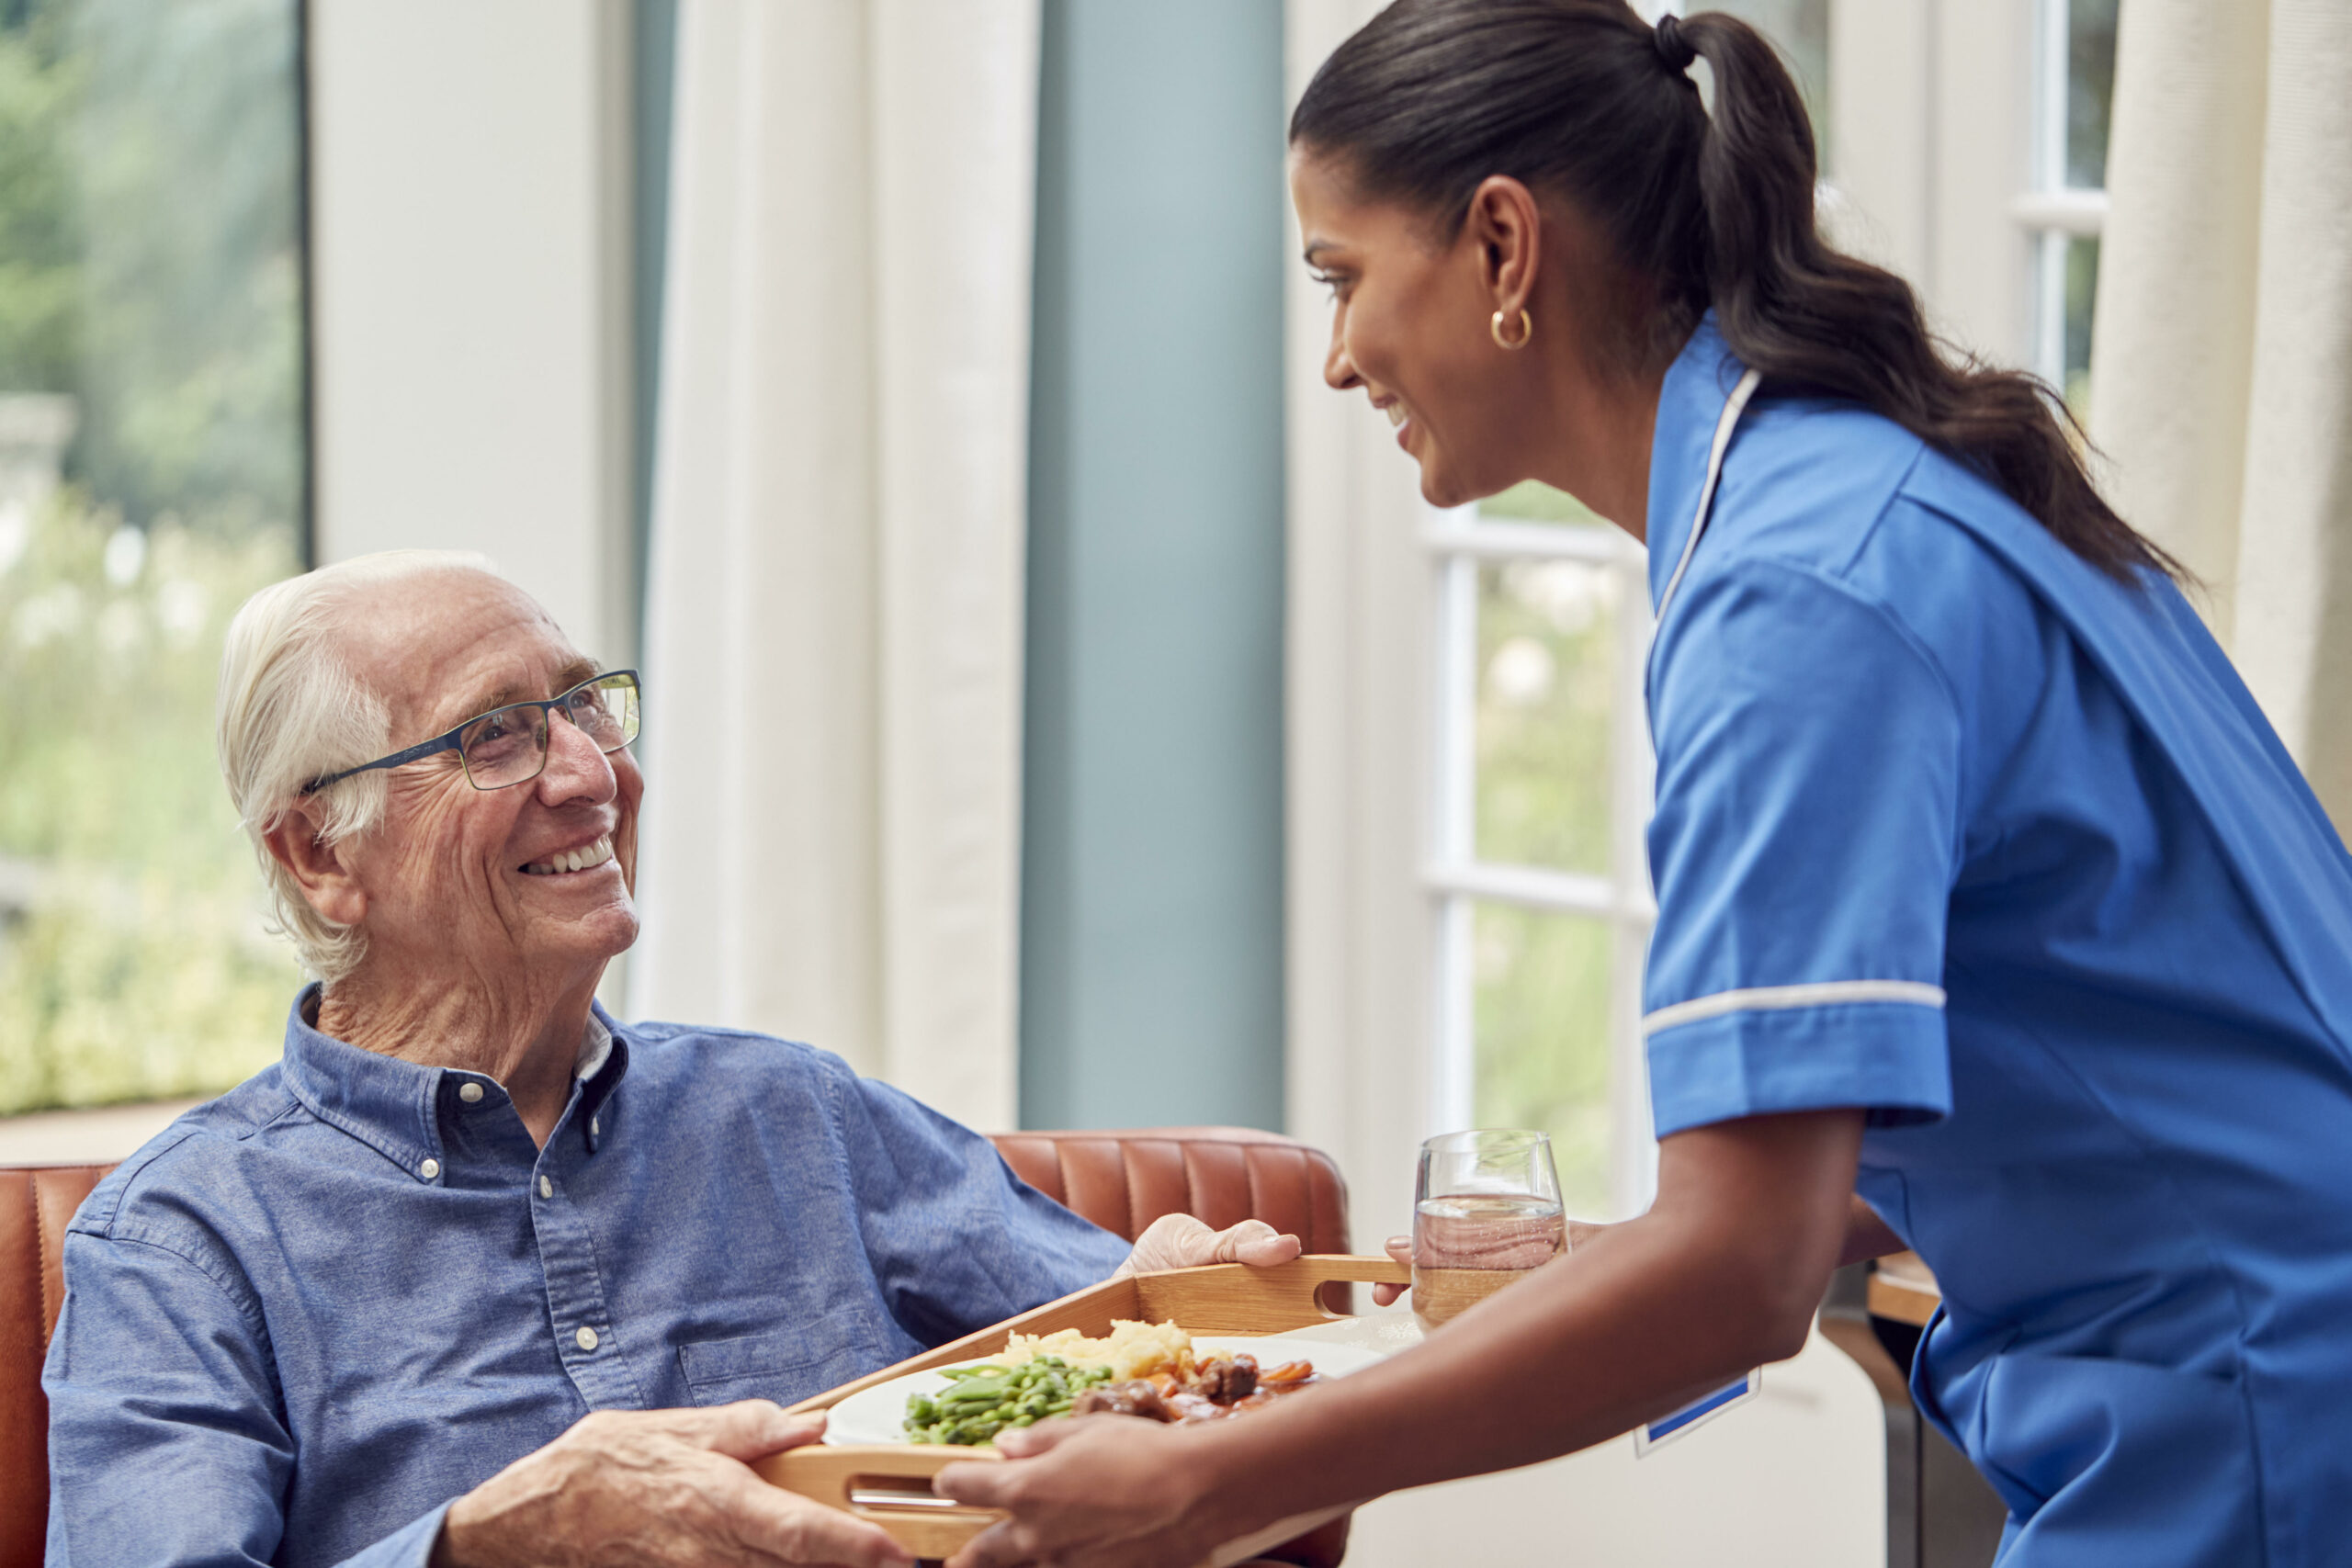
left=0, top=0, right=304, bottom=1116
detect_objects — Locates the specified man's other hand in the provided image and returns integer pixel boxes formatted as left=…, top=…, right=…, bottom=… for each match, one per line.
left=432, top=1402, right=911, bottom=1568
left=1118, top=1213, right=1303, bottom=1275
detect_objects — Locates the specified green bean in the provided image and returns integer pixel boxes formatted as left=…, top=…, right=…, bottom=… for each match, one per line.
left=901, top=1356, right=1128, bottom=1444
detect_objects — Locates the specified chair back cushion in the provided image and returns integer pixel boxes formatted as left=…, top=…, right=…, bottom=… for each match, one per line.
left=2, top=1165, right=111, bottom=1568
left=988, top=1126, right=1351, bottom=1253
left=0, top=1126, right=1347, bottom=1567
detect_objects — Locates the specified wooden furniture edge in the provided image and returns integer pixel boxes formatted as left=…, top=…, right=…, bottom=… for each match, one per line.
left=1866, top=1270, right=1941, bottom=1329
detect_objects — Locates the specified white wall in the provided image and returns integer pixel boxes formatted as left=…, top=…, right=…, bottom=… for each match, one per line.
left=308, top=0, right=635, bottom=667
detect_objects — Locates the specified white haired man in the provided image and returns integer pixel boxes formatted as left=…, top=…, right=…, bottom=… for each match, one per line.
left=40, top=553, right=1301, bottom=1568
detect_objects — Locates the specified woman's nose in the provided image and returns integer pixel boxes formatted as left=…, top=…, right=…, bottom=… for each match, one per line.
left=1324, top=327, right=1360, bottom=392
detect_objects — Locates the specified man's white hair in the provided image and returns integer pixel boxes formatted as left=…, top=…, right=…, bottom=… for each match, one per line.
left=217, top=549, right=502, bottom=983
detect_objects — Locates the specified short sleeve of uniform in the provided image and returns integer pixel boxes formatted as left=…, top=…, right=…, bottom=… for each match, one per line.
left=1645, top=558, right=1960, bottom=1137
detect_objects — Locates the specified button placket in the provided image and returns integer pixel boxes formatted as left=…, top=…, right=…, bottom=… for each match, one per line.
left=527, top=1151, right=640, bottom=1409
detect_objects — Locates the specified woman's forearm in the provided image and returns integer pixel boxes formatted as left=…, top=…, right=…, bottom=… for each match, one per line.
left=1178, top=1214, right=1790, bottom=1539
left=1176, top=1111, right=1864, bottom=1545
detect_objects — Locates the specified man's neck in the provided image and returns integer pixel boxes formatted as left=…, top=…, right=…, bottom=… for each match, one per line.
left=316, top=964, right=603, bottom=1148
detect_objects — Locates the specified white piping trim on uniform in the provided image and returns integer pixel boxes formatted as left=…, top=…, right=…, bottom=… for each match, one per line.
left=1642, top=979, right=1948, bottom=1037
left=1655, top=367, right=1765, bottom=625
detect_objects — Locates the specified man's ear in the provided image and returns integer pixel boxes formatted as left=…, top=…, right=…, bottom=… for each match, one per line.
left=263, top=800, right=368, bottom=929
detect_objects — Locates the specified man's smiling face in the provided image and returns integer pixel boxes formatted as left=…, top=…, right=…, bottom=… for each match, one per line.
left=324, top=568, right=642, bottom=993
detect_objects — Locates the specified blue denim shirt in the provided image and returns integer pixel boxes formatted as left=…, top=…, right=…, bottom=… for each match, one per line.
left=42, top=988, right=1130, bottom=1568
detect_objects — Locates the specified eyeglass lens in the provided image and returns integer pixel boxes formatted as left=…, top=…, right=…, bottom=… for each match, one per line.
left=458, top=675, right=640, bottom=790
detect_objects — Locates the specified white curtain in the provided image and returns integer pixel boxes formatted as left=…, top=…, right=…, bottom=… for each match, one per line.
left=2090, top=0, right=2352, bottom=829
left=630, top=0, right=1040, bottom=1131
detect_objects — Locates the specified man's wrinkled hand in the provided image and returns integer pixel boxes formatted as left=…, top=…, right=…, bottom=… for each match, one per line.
left=1117, top=1213, right=1303, bottom=1275
left=433, top=1401, right=912, bottom=1568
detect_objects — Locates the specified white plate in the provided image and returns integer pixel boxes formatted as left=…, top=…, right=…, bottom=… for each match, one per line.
left=822, top=1332, right=1391, bottom=1447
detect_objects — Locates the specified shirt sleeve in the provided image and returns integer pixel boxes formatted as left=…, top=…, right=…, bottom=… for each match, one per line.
left=1644, top=558, right=1961, bottom=1137
left=830, top=1070, right=1133, bottom=1348
left=43, top=1228, right=449, bottom=1568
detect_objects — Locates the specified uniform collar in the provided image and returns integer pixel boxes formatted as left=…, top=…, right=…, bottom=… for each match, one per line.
left=1645, top=312, right=1751, bottom=610
left=279, top=984, right=631, bottom=1179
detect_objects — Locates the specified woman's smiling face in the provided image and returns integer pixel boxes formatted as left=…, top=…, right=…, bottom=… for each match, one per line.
left=1290, top=149, right=1542, bottom=509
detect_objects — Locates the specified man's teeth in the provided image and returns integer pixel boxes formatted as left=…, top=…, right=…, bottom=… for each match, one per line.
left=1386, top=402, right=1406, bottom=427
left=523, top=835, right=615, bottom=876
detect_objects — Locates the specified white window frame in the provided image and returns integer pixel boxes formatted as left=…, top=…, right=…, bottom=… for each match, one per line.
left=2014, top=0, right=2109, bottom=387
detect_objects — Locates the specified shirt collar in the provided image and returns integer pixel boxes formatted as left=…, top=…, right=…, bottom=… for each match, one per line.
left=1645, top=312, right=1751, bottom=611
left=279, top=985, right=631, bottom=1179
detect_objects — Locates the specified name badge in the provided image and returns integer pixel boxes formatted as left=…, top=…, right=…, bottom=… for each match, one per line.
left=1634, top=1369, right=1761, bottom=1455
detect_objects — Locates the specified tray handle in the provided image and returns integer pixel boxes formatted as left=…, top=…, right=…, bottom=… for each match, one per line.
left=755, top=1444, right=1002, bottom=1559
left=1131, top=1254, right=1412, bottom=1334
left=758, top=1444, right=1354, bottom=1568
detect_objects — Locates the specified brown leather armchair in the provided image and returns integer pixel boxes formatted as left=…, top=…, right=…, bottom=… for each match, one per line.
left=0, top=1125, right=1350, bottom=1568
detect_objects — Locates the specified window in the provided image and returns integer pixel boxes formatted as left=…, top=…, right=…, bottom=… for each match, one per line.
left=1424, top=486, right=1654, bottom=1218
left=0, top=0, right=307, bottom=1114
left=2015, top=0, right=2118, bottom=404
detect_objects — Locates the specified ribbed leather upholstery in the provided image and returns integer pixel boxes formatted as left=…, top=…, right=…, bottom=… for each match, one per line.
left=0, top=1128, right=1349, bottom=1566
left=989, top=1126, right=1351, bottom=1254
left=2, top=1165, right=109, bottom=1568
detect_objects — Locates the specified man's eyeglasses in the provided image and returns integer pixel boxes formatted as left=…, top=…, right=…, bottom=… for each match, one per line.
left=303, top=671, right=642, bottom=795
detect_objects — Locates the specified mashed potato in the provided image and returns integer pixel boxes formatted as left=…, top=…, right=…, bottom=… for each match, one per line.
left=1002, top=1319, right=1194, bottom=1381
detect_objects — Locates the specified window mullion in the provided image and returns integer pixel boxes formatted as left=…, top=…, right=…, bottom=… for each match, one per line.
left=1426, top=538, right=1481, bottom=1135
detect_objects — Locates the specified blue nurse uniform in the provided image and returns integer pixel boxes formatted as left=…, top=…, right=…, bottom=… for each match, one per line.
left=1640, top=319, right=2352, bottom=1563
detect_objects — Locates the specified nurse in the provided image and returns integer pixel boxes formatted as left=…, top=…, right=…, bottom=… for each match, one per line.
left=940, top=2, right=2352, bottom=1564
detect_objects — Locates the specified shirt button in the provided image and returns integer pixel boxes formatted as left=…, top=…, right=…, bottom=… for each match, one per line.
left=458, top=1082, right=484, bottom=1104
left=575, top=1325, right=599, bottom=1351
left=419, top=1158, right=440, bottom=1180
left=538, top=1176, right=554, bottom=1199
left=590, top=1116, right=600, bottom=1136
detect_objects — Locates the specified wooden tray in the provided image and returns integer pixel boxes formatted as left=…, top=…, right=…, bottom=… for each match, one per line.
left=756, top=1255, right=1410, bottom=1563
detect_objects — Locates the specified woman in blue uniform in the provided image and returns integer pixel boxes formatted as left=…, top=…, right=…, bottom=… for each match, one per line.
left=940, top=4, right=2352, bottom=1563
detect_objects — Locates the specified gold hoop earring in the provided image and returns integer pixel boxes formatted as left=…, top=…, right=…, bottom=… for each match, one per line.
left=1490, top=308, right=1533, bottom=350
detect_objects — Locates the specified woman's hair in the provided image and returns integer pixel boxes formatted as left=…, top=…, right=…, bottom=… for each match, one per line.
left=1289, top=0, right=2180, bottom=583
left=217, top=549, right=501, bottom=982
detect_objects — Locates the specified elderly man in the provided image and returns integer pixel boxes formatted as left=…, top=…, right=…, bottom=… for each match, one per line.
left=42, top=553, right=1297, bottom=1568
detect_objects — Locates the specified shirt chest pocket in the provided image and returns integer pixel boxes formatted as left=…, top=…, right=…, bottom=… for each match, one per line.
left=675, top=1313, right=892, bottom=1408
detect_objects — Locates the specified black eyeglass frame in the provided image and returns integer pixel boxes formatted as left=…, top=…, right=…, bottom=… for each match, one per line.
left=301, top=669, right=641, bottom=795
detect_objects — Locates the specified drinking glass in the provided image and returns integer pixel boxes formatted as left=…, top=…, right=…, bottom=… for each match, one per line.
left=1411, top=1129, right=1568, bottom=1332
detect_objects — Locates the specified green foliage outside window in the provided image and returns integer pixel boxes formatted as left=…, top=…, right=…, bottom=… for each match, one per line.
left=1466, top=480, right=1623, bottom=1216
left=0, top=0, right=305, bottom=1116
left=0, top=499, right=300, bottom=1111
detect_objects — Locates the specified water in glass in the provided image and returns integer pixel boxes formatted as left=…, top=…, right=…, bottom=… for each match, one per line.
left=1412, top=1130, right=1567, bottom=1331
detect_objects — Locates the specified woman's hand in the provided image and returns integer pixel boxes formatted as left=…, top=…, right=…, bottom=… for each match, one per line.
left=1117, top=1213, right=1302, bottom=1275
left=435, top=1403, right=911, bottom=1568
left=937, top=1416, right=1234, bottom=1568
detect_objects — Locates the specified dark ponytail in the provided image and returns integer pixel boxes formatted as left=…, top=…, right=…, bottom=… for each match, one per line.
left=1290, top=0, right=2181, bottom=584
